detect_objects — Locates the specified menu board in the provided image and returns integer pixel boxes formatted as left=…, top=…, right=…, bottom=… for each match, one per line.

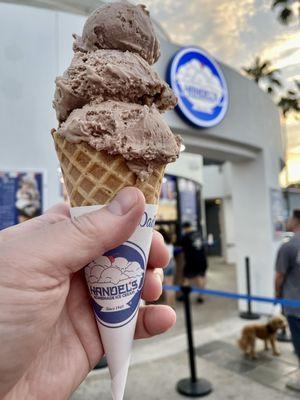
left=178, top=178, right=199, bottom=229
left=157, top=174, right=177, bottom=221
left=0, top=171, right=44, bottom=230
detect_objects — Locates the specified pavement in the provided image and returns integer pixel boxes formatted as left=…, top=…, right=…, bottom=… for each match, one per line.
left=71, top=257, right=300, bottom=400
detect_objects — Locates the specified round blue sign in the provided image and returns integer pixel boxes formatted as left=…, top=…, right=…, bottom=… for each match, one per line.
left=168, top=47, right=229, bottom=128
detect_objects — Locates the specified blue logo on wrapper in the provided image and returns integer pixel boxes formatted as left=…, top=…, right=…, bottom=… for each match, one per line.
left=85, top=241, right=146, bottom=328
left=168, top=47, right=228, bottom=128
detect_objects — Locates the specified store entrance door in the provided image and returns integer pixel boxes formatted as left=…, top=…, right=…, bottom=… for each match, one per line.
left=205, top=199, right=222, bottom=256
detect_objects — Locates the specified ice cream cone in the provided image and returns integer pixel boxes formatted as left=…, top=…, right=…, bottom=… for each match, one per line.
left=51, top=3, right=181, bottom=398
left=52, top=131, right=165, bottom=206
left=52, top=130, right=165, bottom=400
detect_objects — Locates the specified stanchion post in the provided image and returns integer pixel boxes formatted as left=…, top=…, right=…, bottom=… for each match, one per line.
left=240, top=257, right=260, bottom=320
left=94, top=355, right=108, bottom=369
left=176, top=286, right=212, bottom=397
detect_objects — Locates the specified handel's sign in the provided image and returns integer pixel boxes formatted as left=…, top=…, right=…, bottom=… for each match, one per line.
left=168, top=47, right=228, bottom=128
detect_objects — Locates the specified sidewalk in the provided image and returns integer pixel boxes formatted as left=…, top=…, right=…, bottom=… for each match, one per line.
left=71, top=316, right=298, bottom=400
left=71, top=258, right=299, bottom=399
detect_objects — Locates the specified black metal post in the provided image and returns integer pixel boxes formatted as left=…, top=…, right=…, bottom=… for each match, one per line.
left=240, top=257, right=260, bottom=320
left=94, top=355, right=108, bottom=369
left=176, top=286, right=212, bottom=397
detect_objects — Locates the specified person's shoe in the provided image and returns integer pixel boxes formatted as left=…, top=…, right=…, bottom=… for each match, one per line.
left=286, top=376, right=300, bottom=392
left=196, top=297, right=204, bottom=303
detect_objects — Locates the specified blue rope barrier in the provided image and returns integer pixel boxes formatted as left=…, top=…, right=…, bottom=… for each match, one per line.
left=163, top=285, right=300, bottom=309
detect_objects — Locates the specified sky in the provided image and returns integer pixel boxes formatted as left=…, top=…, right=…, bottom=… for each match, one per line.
left=131, top=0, right=300, bottom=152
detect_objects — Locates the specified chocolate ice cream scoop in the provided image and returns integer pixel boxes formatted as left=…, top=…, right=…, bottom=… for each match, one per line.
left=57, top=100, right=181, bottom=180
left=54, top=49, right=176, bottom=123
left=73, top=1, right=160, bottom=65
left=53, top=2, right=181, bottom=181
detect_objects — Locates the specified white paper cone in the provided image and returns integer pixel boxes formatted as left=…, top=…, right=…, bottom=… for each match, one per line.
left=70, top=204, right=157, bottom=400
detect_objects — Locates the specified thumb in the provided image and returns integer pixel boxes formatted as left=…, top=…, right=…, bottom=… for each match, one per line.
left=8, top=187, right=145, bottom=281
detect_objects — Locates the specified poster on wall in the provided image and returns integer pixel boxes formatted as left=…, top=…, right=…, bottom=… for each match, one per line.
left=178, top=178, right=199, bottom=229
left=0, top=171, right=44, bottom=230
left=157, top=175, right=177, bottom=221
left=270, top=188, right=287, bottom=239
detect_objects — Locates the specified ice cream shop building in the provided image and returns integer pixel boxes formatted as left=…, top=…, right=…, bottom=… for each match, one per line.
left=0, top=1, right=286, bottom=313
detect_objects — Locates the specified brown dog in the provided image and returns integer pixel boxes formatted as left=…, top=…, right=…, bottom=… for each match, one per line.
left=238, top=316, right=286, bottom=359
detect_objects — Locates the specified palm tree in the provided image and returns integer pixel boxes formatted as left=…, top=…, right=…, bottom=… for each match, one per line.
left=277, top=82, right=300, bottom=187
left=271, top=0, right=300, bottom=25
left=278, top=92, right=300, bottom=117
left=277, top=81, right=300, bottom=116
left=244, top=58, right=299, bottom=187
left=242, top=57, right=282, bottom=94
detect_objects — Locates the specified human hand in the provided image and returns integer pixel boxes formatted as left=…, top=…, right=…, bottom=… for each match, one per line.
left=0, top=187, right=176, bottom=400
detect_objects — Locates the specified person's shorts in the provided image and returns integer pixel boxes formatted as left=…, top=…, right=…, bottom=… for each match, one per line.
left=183, top=252, right=208, bottom=279
left=183, top=264, right=207, bottom=279
left=164, top=259, right=175, bottom=277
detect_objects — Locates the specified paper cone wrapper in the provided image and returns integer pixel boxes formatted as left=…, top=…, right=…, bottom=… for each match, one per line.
left=71, top=204, right=157, bottom=400
left=53, top=132, right=164, bottom=399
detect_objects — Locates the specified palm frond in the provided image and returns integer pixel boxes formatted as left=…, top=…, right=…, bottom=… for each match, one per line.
left=294, top=80, right=300, bottom=90
left=279, top=7, right=293, bottom=24
left=269, top=78, right=282, bottom=86
left=272, top=0, right=289, bottom=9
left=266, top=68, right=280, bottom=76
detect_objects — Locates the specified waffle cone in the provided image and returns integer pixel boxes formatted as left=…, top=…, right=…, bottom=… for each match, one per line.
left=52, top=131, right=165, bottom=206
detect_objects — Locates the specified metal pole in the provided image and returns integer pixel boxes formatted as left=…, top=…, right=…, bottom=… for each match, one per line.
left=183, top=286, right=197, bottom=382
left=245, top=257, right=252, bottom=314
left=240, top=257, right=260, bottom=320
left=176, top=286, right=212, bottom=397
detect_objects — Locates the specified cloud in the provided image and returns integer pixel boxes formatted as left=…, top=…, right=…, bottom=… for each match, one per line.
left=123, top=262, right=143, bottom=278
left=100, top=266, right=125, bottom=285
left=86, top=257, right=143, bottom=285
left=86, top=258, right=110, bottom=284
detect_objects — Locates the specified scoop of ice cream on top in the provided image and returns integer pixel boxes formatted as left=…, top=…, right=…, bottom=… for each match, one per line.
left=54, top=2, right=181, bottom=181
left=73, top=1, right=160, bottom=65
left=53, top=49, right=176, bottom=123
left=58, top=100, right=181, bottom=181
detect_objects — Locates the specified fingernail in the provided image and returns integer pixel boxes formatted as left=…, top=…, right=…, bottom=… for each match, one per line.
left=107, top=188, right=138, bottom=216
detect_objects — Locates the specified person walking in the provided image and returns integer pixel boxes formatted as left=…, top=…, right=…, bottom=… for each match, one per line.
left=180, top=221, right=208, bottom=303
left=275, top=210, right=300, bottom=392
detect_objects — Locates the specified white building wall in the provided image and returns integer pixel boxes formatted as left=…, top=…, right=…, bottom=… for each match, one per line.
left=203, top=164, right=236, bottom=264
left=202, top=165, right=224, bottom=199
left=0, top=3, right=85, bottom=208
left=166, top=152, right=203, bottom=185
left=222, top=196, right=236, bottom=264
